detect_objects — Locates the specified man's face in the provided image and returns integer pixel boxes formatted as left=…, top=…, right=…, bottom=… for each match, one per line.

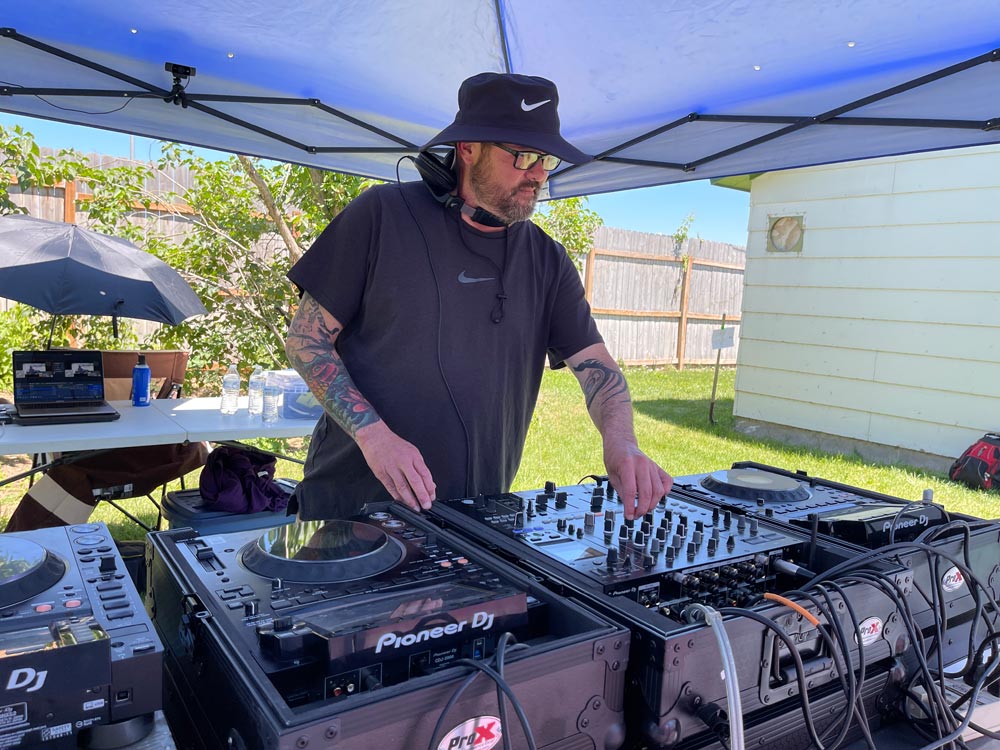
left=468, top=143, right=549, bottom=224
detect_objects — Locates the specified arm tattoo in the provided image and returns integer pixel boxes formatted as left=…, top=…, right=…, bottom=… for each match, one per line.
left=572, top=359, right=631, bottom=411
left=285, top=295, right=380, bottom=436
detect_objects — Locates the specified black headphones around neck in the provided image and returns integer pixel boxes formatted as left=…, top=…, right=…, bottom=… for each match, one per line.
left=413, top=150, right=508, bottom=228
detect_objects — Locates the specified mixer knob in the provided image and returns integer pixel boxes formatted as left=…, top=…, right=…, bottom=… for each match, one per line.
left=724, top=510, right=733, bottom=529
left=765, top=508, right=774, bottom=517
left=726, top=535, right=736, bottom=551
left=545, top=481, right=557, bottom=494
left=576, top=528, right=584, bottom=539
left=640, top=521, right=651, bottom=537
left=591, top=498, right=603, bottom=512
left=527, top=500, right=535, bottom=517
left=585, top=512, right=596, bottom=529
left=676, top=524, right=687, bottom=538
left=273, top=616, right=293, bottom=632
left=672, top=534, right=683, bottom=550
left=643, top=512, right=654, bottom=525
left=737, top=515, right=746, bottom=532
left=606, top=548, right=618, bottom=568
left=604, top=516, right=615, bottom=533
left=567, top=524, right=576, bottom=535
left=757, top=497, right=765, bottom=507
left=592, top=486, right=605, bottom=499
left=712, top=527, right=721, bottom=541
left=712, top=508, right=720, bottom=524
left=692, top=531, right=703, bottom=545
left=605, top=510, right=616, bottom=525
left=625, top=518, right=635, bottom=529
left=634, top=530, right=645, bottom=546
left=514, top=512, right=526, bottom=530
left=687, top=542, right=697, bottom=558
left=707, top=538, right=718, bottom=556
left=271, top=578, right=284, bottom=592
left=658, top=494, right=667, bottom=506
left=650, top=538, right=661, bottom=555
left=517, top=497, right=526, bottom=511
left=655, top=526, right=667, bottom=542
left=750, top=518, right=759, bottom=536
left=607, top=485, right=616, bottom=500
left=643, top=553, right=654, bottom=570
left=695, top=520, right=704, bottom=533
left=618, top=524, right=628, bottom=540
left=244, top=600, right=259, bottom=617
left=679, top=514, right=688, bottom=527
left=555, top=491, right=568, bottom=509
left=557, top=518, right=567, bottom=532
left=664, top=510, right=673, bottom=523
left=665, top=546, right=676, bottom=564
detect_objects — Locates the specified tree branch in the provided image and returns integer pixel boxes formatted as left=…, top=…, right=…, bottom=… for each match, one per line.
left=238, top=155, right=304, bottom=263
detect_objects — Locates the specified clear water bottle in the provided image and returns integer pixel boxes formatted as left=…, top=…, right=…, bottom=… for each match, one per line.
left=248, top=365, right=265, bottom=416
left=220, top=363, right=241, bottom=415
left=262, top=371, right=280, bottom=424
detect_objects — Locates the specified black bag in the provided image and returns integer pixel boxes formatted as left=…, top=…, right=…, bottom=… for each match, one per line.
left=949, top=433, right=1000, bottom=491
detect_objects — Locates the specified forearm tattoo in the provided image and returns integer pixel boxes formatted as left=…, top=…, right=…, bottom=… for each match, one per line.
left=285, top=295, right=380, bottom=436
left=572, top=359, right=631, bottom=411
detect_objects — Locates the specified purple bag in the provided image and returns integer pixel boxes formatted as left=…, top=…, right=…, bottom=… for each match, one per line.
left=199, top=446, right=289, bottom=513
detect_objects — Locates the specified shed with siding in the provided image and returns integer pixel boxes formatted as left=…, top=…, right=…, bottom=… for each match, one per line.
left=724, top=144, right=1000, bottom=471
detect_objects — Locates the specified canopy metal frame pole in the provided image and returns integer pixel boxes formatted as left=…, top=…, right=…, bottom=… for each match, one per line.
left=1, top=27, right=997, bottom=180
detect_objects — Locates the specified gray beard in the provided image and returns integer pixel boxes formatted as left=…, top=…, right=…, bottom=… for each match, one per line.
left=469, top=159, right=539, bottom=224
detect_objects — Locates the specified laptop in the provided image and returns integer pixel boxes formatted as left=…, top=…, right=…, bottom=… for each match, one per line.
left=12, top=350, right=120, bottom=425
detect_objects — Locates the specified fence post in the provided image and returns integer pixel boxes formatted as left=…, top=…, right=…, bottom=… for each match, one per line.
left=675, top=255, right=692, bottom=370
left=62, top=180, right=76, bottom=224
left=583, top=247, right=597, bottom=303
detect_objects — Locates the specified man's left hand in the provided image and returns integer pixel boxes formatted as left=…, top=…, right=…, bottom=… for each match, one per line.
left=604, top=441, right=673, bottom=520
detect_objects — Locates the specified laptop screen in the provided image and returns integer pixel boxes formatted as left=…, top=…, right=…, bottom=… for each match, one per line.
left=13, top=350, right=106, bottom=405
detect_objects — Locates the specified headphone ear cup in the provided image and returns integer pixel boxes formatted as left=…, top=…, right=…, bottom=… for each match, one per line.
left=415, top=150, right=457, bottom=198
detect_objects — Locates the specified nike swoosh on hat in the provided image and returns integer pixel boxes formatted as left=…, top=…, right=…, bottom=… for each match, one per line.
left=520, top=98, right=551, bottom=112
left=458, top=271, right=495, bottom=284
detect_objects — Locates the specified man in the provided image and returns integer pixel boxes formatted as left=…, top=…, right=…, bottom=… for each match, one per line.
left=285, top=72, right=671, bottom=521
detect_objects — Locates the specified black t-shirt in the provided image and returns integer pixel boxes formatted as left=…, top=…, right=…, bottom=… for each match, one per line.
left=286, top=181, right=602, bottom=519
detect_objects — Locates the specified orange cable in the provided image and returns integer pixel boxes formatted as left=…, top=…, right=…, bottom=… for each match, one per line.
left=763, top=592, right=820, bottom=626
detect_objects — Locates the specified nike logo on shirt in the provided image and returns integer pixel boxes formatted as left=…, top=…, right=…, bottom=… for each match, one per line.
left=520, top=98, right=551, bottom=112
left=458, top=271, right=495, bottom=284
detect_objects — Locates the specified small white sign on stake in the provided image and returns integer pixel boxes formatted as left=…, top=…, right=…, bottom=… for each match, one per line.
left=711, top=327, right=735, bottom=350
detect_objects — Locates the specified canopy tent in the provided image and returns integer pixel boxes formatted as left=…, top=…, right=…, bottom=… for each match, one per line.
left=1, top=1, right=998, bottom=199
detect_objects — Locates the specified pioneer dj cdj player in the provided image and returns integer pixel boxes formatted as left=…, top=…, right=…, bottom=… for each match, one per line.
left=0, top=523, right=162, bottom=749
left=147, top=503, right=631, bottom=750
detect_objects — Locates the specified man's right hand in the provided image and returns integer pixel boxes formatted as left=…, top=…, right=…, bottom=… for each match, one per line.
left=355, top=421, right=436, bottom=512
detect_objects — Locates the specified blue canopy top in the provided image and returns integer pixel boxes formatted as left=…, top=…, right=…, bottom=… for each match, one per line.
left=2, top=1, right=998, bottom=198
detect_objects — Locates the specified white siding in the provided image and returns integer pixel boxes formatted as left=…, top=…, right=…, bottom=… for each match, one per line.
left=735, top=144, right=1000, bottom=462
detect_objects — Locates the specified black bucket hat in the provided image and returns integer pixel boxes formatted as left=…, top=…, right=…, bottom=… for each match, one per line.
left=423, top=72, right=591, bottom=164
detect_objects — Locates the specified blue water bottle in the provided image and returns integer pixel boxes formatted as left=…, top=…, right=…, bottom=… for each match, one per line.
left=132, top=354, right=152, bottom=407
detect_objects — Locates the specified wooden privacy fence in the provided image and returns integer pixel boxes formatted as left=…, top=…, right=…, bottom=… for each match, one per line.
left=583, top=227, right=745, bottom=369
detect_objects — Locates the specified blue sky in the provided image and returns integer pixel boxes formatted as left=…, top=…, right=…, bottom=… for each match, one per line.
left=0, top=113, right=751, bottom=247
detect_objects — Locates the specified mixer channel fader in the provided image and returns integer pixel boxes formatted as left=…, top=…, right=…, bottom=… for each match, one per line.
left=444, top=478, right=823, bottom=622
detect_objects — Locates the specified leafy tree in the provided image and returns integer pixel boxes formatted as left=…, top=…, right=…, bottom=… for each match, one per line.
left=532, top=195, right=603, bottom=270
left=1, top=124, right=607, bottom=394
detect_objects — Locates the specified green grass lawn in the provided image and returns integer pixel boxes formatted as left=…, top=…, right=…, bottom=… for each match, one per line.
left=515, top=366, right=996, bottom=520
left=2, top=366, right=994, bottom=539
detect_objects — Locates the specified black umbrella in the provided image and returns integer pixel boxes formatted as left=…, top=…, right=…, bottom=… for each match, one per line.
left=0, top=214, right=206, bottom=340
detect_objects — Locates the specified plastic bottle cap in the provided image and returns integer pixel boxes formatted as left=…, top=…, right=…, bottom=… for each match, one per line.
left=137, top=354, right=146, bottom=365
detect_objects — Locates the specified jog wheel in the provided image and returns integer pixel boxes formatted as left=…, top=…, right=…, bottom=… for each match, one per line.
left=0, top=536, right=67, bottom=609
left=241, top=519, right=405, bottom=583
left=701, top=468, right=810, bottom=503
